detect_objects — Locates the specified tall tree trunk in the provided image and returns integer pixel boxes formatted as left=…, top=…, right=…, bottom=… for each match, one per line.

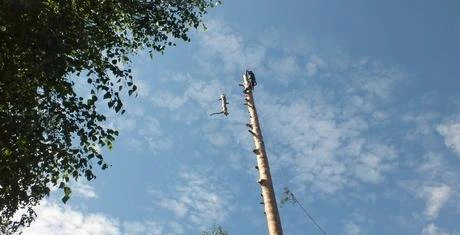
left=243, top=72, right=283, bottom=235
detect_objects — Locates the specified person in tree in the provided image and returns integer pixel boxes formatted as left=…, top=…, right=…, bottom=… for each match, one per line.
left=242, top=70, right=257, bottom=93
left=246, top=70, right=257, bottom=88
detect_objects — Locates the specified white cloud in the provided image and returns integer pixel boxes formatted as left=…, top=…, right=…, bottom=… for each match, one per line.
left=168, top=222, right=184, bottom=234
left=207, top=131, right=231, bottom=147
left=111, top=107, right=172, bottom=154
left=138, top=116, right=163, bottom=137
left=158, top=72, right=192, bottom=83
left=150, top=170, right=232, bottom=230
left=343, top=221, right=363, bottom=235
left=198, top=20, right=266, bottom=73
left=183, top=24, right=404, bottom=196
left=422, top=223, right=453, bottom=235
left=261, top=92, right=397, bottom=194
left=437, top=122, right=460, bottom=156
left=306, top=55, right=326, bottom=77
left=268, top=55, right=301, bottom=79
left=121, top=221, right=165, bottom=235
left=401, top=112, right=439, bottom=142
left=341, top=210, right=373, bottom=235
left=148, top=72, right=236, bottom=124
left=184, top=79, right=225, bottom=108
left=400, top=152, right=460, bottom=225
left=183, top=19, right=404, bottom=196
left=352, top=143, right=397, bottom=183
left=151, top=90, right=188, bottom=111
left=44, top=181, right=97, bottom=200
left=344, top=62, right=404, bottom=102
left=72, top=181, right=98, bottom=199
left=22, top=201, right=120, bottom=235
left=156, top=198, right=188, bottom=218
left=22, top=200, right=182, bottom=235
left=418, top=185, right=452, bottom=220
left=134, top=78, right=152, bottom=99
left=137, top=19, right=406, bottom=200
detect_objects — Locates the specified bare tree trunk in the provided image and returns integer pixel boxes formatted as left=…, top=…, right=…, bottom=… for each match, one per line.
left=243, top=72, right=283, bottom=235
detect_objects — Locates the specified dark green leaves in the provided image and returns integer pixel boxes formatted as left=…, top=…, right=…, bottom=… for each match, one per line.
left=0, top=0, right=219, bottom=233
left=115, top=101, right=122, bottom=113
left=101, top=163, right=109, bottom=170
left=128, top=85, right=137, bottom=96
left=62, top=186, right=72, bottom=204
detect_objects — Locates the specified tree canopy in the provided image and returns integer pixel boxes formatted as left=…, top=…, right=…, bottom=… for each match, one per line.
left=201, top=225, right=229, bottom=235
left=0, top=0, right=217, bottom=233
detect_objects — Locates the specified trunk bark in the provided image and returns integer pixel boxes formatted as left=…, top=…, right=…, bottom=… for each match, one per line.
left=243, top=73, right=283, bottom=235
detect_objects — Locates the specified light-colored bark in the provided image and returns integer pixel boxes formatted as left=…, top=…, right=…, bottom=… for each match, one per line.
left=243, top=74, right=283, bottom=235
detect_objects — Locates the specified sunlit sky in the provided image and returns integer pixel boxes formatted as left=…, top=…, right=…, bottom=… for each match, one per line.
left=23, top=1, right=460, bottom=234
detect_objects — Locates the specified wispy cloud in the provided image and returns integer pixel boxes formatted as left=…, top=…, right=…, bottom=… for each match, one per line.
left=306, top=55, right=326, bottom=77
left=197, top=20, right=266, bottom=73
left=151, top=90, right=188, bottom=111
left=149, top=170, right=233, bottom=230
left=72, top=181, right=98, bottom=199
left=121, top=220, right=165, bottom=235
left=418, top=185, right=452, bottom=219
left=96, top=18, right=460, bottom=234
left=108, top=106, right=173, bottom=154
left=437, top=122, right=460, bottom=156
left=142, top=19, right=406, bottom=197
left=422, top=223, right=454, bottom=235
left=341, top=209, right=373, bottom=235
left=260, top=88, right=398, bottom=194
left=268, top=55, right=301, bottom=80
left=401, top=151, right=460, bottom=232
left=342, top=221, right=363, bottom=235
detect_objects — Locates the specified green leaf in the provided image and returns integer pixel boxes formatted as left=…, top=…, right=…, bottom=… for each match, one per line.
left=2, top=147, right=12, bottom=156
left=115, top=100, right=122, bottom=113
left=62, top=186, right=72, bottom=203
left=62, top=195, right=70, bottom=204
left=64, top=186, right=71, bottom=195
left=107, top=140, right=113, bottom=150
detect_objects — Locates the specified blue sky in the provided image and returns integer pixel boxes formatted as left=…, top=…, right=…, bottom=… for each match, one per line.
left=22, top=1, right=460, bottom=234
